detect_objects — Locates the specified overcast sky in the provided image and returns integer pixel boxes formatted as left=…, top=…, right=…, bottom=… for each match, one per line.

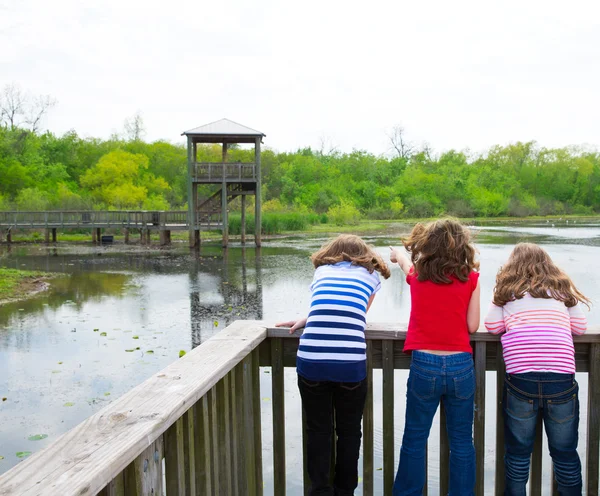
left=2, top=0, right=599, bottom=155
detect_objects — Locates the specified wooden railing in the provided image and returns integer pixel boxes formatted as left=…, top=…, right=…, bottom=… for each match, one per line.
left=193, top=162, right=256, bottom=182
left=0, top=211, right=190, bottom=230
left=0, top=322, right=598, bottom=496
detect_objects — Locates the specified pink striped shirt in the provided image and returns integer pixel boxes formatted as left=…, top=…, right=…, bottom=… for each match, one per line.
left=484, top=293, right=587, bottom=374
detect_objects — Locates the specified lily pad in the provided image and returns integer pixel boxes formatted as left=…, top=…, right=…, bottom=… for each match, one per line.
left=179, top=350, right=186, bottom=358
left=63, top=402, right=75, bottom=407
left=132, top=336, right=139, bottom=339
left=146, top=350, right=154, bottom=354
left=93, top=329, right=99, bottom=332
left=0, top=455, right=4, bottom=460
left=2, top=397, right=7, bottom=401
left=104, top=392, right=111, bottom=396
left=125, top=349, right=135, bottom=352
left=213, top=320, right=219, bottom=327
left=16, top=451, right=32, bottom=458
left=100, top=332, right=107, bottom=337
left=28, top=434, right=48, bottom=441
left=57, top=361, right=63, bottom=365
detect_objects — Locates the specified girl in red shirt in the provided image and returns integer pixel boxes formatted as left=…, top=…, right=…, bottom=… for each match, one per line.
left=390, top=219, right=480, bottom=496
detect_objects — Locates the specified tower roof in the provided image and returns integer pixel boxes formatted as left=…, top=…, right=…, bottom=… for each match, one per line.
left=182, top=118, right=265, bottom=142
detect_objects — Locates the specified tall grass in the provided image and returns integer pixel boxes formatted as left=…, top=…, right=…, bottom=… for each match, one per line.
left=228, top=212, right=326, bottom=235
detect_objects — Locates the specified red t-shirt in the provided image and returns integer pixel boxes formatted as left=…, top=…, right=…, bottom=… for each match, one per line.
left=403, top=270, right=479, bottom=354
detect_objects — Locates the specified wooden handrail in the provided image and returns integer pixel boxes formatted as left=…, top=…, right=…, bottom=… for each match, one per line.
left=0, top=321, right=266, bottom=496
left=0, top=322, right=598, bottom=495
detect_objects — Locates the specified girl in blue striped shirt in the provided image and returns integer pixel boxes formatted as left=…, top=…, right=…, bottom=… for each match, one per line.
left=277, top=234, right=390, bottom=496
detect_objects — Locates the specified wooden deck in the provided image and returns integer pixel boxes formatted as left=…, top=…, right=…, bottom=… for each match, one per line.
left=0, top=322, right=598, bottom=495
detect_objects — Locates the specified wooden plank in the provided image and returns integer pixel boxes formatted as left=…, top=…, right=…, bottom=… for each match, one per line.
left=474, top=341, right=486, bottom=495
left=123, top=437, right=163, bottom=496
left=587, top=343, right=600, bottom=496
left=243, top=354, right=257, bottom=496
left=219, top=374, right=233, bottom=496
left=495, top=345, right=506, bottom=495
left=184, top=406, right=196, bottom=496
left=235, top=362, right=248, bottom=494
left=208, top=387, right=220, bottom=496
left=252, top=347, right=264, bottom=494
left=165, top=418, right=186, bottom=496
left=530, top=414, right=543, bottom=496
left=302, top=407, right=310, bottom=496
left=231, top=366, right=242, bottom=495
left=271, top=338, right=286, bottom=494
left=363, top=343, right=374, bottom=496
left=194, top=398, right=212, bottom=496
left=382, top=340, right=394, bottom=496
left=0, top=321, right=266, bottom=496
left=98, top=473, right=124, bottom=496
left=440, top=401, right=449, bottom=496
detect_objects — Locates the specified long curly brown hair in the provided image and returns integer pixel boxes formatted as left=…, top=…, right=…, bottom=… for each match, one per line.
left=311, top=234, right=391, bottom=279
left=493, top=243, right=590, bottom=308
left=402, top=218, right=479, bottom=284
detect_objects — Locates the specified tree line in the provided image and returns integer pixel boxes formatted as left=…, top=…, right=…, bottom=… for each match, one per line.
left=1, top=123, right=599, bottom=219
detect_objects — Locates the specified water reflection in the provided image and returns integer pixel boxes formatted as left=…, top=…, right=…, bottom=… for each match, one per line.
left=189, top=247, right=263, bottom=346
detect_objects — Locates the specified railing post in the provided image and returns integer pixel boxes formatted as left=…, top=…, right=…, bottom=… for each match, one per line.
left=271, top=337, right=286, bottom=494
left=382, top=340, right=395, bottom=495
left=474, top=341, right=486, bottom=494
left=587, top=343, right=600, bottom=496
left=495, top=344, right=506, bottom=495
left=165, top=417, right=187, bottom=496
left=363, top=343, right=374, bottom=496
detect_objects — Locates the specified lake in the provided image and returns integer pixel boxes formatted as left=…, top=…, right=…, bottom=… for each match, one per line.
left=1, top=219, right=599, bottom=494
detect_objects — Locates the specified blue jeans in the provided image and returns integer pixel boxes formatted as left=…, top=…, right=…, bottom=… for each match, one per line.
left=503, top=372, right=581, bottom=496
left=393, top=351, right=475, bottom=496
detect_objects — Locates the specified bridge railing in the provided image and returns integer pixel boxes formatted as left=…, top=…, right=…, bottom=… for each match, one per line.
left=193, top=162, right=256, bottom=182
left=0, top=322, right=598, bottom=496
left=0, top=211, right=190, bottom=229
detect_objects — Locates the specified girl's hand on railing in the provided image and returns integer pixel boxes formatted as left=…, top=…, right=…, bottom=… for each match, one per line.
left=275, top=318, right=307, bottom=334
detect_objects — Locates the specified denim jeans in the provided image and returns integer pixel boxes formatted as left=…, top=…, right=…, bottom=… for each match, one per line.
left=503, top=372, right=581, bottom=496
left=393, top=351, right=476, bottom=496
left=298, top=374, right=368, bottom=496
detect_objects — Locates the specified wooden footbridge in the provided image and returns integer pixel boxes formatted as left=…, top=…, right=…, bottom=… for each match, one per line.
left=0, top=322, right=598, bottom=496
left=0, top=119, right=266, bottom=248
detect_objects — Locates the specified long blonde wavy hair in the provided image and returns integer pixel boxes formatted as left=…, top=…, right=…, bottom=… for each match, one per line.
left=311, top=234, right=391, bottom=279
left=493, top=243, right=590, bottom=308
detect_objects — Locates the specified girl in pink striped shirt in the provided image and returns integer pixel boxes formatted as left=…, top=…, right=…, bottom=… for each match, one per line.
left=485, top=243, right=590, bottom=496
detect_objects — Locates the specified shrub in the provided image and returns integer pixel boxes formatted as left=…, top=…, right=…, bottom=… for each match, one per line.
left=327, top=200, right=361, bottom=226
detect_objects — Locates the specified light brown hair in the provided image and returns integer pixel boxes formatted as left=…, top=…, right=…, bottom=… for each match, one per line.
left=311, top=234, right=391, bottom=279
left=403, top=218, right=478, bottom=284
left=493, top=243, right=590, bottom=308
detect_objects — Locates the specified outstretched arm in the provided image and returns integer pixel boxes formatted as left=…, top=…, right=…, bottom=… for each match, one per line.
left=389, top=246, right=412, bottom=276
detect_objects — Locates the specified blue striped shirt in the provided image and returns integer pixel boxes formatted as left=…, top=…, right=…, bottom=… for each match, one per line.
left=297, top=261, right=381, bottom=382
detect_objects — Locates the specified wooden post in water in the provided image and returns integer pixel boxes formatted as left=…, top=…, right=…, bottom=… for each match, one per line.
left=6, top=229, right=11, bottom=244
left=222, top=143, right=229, bottom=248
left=187, top=136, right=196, bottom=248
left=92, top=228, right=97, bottom=244
left=254, top=137, right=262, bottom=247
left=241, top=195, right=246, bottom=244
left=124, top=228, right=129, bottom=244
left=52, top=228, right=57, bottom=243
